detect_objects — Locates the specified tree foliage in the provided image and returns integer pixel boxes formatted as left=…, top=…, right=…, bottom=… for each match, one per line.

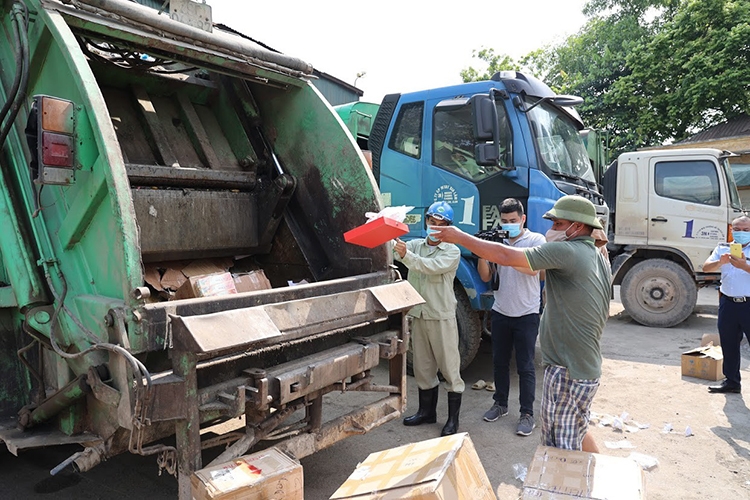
left=460, top=48, right=520, bottom=83
left=461, top=0, right=750, bottom=156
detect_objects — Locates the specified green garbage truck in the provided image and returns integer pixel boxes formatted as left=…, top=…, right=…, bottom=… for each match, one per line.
left=0, top=0, right=420, bottom=497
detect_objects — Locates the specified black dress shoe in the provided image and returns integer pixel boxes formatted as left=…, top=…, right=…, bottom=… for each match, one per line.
left=708, top=381, right=741, bottom=394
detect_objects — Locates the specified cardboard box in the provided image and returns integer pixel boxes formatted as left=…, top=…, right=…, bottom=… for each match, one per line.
left=174, top=272, right=237, bottom=300
left=681, top=344, right=723, bottom=381
left=522, top=446, right=645, bottom=500
left=329, top=432, right=495, bottom=500
left=191, top=447, right=302, bottom=500
left=343, top=217, right=408, bottom=248
left=233, top=270, right=272, bottom=293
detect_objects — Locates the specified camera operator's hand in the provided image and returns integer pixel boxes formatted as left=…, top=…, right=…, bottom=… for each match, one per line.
left=428, top=225, right=466, bottom=244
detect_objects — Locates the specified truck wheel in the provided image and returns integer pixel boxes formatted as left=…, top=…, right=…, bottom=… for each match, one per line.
left=620, top=259, right=697, bottom=327
left=406, top=282, right=482, bottom=374
left=454, top=283, right=482, bottom=370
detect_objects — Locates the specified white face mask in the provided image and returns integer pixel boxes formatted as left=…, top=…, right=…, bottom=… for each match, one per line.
left=545, top=223, right=579, bottom=242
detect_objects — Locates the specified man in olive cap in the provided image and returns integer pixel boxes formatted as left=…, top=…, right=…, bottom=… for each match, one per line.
left=430, top=195, right=611, bottom=452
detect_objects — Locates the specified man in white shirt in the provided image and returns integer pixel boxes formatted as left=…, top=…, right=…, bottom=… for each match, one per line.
left=477, top=198, right=545, bottom=436
left=703, top=215, right=750, bottom=394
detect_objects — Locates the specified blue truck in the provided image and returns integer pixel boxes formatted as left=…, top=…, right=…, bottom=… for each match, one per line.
left=361, top=71, right=608, bottom=368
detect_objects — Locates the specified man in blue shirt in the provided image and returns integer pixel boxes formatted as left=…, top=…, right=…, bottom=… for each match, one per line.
left=703, top=216, right=750, bottom=394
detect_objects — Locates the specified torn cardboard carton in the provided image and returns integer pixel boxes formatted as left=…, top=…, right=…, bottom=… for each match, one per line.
left=191, top=447, right=302, bottom=500
left=174, top=272, right=237, bottom=300
left=233, top=270, right=272, bottom=293
left=329, top=432, right=495, bottom=500
left=522, top=446, right=645, bottom=500
left=681, top=344, right=723, bottom=381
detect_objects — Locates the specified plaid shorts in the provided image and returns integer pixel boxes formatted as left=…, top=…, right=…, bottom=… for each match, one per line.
left=540, top=365, right=599, bottom=450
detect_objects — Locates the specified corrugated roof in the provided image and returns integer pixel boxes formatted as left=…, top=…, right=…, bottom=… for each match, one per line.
left=676, top=113, right=750, bottom=144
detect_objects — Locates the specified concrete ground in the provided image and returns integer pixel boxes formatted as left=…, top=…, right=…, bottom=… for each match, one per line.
left=1, top=287, right=749, bottom=499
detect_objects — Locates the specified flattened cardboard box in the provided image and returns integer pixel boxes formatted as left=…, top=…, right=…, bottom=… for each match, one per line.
left=681, top=344, right=723, bottom=381
left=522, top=446, right=645, bottom=500
left=191, top=447, right=302, bottom=500
left=330, top=432, right=495, bottom=499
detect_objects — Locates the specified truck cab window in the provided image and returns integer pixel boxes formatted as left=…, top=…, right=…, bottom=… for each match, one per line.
left=527, top=100, right=594, bottom=183
left=388, top=101, right=424, bottom=158
left=433, top=104, right=511, bottom=181
left=655, top=160, right=721, bottom=206
left=720, top=158, right=744, bottom=210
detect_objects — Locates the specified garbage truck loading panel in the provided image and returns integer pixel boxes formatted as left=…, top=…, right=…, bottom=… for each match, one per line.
left=0, top=0, right=421, bottom=497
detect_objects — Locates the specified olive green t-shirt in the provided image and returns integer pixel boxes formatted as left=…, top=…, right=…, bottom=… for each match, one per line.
left=524, top=237, right=611, bottom=380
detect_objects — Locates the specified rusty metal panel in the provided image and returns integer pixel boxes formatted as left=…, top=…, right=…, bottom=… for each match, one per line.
left=0, top=418, right=102, bottom=456
left=125, top=164, right=256, bottom=190
left=261, top=290, right=378, bottom=335
left=276, top=395, right=402, bottom=460
left=167, top=280, right=420, bottom=356
left=102, top=86, right=159, bottom=165
left=369, top=280, right=425, bottom=313
left=170, top=308, right=281, bottom=353
left=132, top=188, right=258, bottom=262
left=263, top=343, right=381, bottom=405
left=148, top=373, right=187, bottom=421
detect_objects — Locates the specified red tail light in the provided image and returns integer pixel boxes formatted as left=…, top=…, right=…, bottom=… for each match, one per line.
left=33, top=95, right=77, bottom=185
left=42, top=132, right=73, bottom=167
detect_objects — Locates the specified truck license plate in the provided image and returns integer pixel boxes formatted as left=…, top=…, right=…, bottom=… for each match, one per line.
left=169, top=0, right=213, bottom=33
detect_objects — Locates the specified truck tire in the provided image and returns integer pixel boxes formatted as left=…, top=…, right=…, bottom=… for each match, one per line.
left=620, top=259, right=697, bottom=327
left=406, top=282, right=482, bottom=374
left=454, top=282, right=482, bottom=370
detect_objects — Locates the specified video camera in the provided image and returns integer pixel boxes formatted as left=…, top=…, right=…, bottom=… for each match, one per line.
left=474, top=228, right=510, bottom=242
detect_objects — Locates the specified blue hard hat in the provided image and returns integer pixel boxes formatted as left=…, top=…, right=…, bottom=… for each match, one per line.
left=426, top=201, right=454, bottom=224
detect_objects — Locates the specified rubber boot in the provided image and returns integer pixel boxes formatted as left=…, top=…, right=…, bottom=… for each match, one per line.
left=440, top=392, right=462, bottom=436
left=403, top=386, right=438, bottom=426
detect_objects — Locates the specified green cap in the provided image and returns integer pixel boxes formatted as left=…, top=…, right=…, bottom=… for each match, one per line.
left=543, top=195, right=602, bottom=229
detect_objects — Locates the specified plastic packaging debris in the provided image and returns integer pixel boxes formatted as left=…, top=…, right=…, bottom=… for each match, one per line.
left=612, top=416, right=624, bottom=431
left=685, top=426, right=694, bottom=437
left=364, top=205, right=414, bottom=224
left=662, top=423, right=673, bottom=433
left=287, top=279, right=309, bottom=286
left=604, top=439, right=636, bottom=449
left=594, top=412, right=649, bottom=432
left=512, top=463, right=527, bottom=482
left=628, top=452, right=659, bottom=471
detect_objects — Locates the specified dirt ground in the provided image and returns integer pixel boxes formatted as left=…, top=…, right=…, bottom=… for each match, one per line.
left=300, top=287, right=750, bottom=500
left=1, top=287, right=749, bottom=499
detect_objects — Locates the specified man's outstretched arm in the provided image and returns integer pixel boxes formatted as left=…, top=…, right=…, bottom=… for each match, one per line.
left=430, top=225, right=531, bottom=270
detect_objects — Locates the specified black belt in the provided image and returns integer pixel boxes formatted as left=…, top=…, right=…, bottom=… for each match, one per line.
left=721, top=293, right=750, bottom=303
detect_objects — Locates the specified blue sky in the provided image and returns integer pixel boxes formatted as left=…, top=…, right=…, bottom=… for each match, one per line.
left=207, top=0, right=589, bottom=103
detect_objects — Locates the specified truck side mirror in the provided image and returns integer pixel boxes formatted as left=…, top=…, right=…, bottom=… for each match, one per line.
left=475, top=143, right=500, bottom=166
left=470, top=94, right=495, bottom=141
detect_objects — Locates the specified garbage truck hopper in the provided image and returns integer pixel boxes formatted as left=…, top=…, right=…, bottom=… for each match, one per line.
left=0, top=0, right=421, bottom=497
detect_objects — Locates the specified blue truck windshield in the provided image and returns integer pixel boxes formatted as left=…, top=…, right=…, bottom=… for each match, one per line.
left=527, top=100, right=595, bottom=183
